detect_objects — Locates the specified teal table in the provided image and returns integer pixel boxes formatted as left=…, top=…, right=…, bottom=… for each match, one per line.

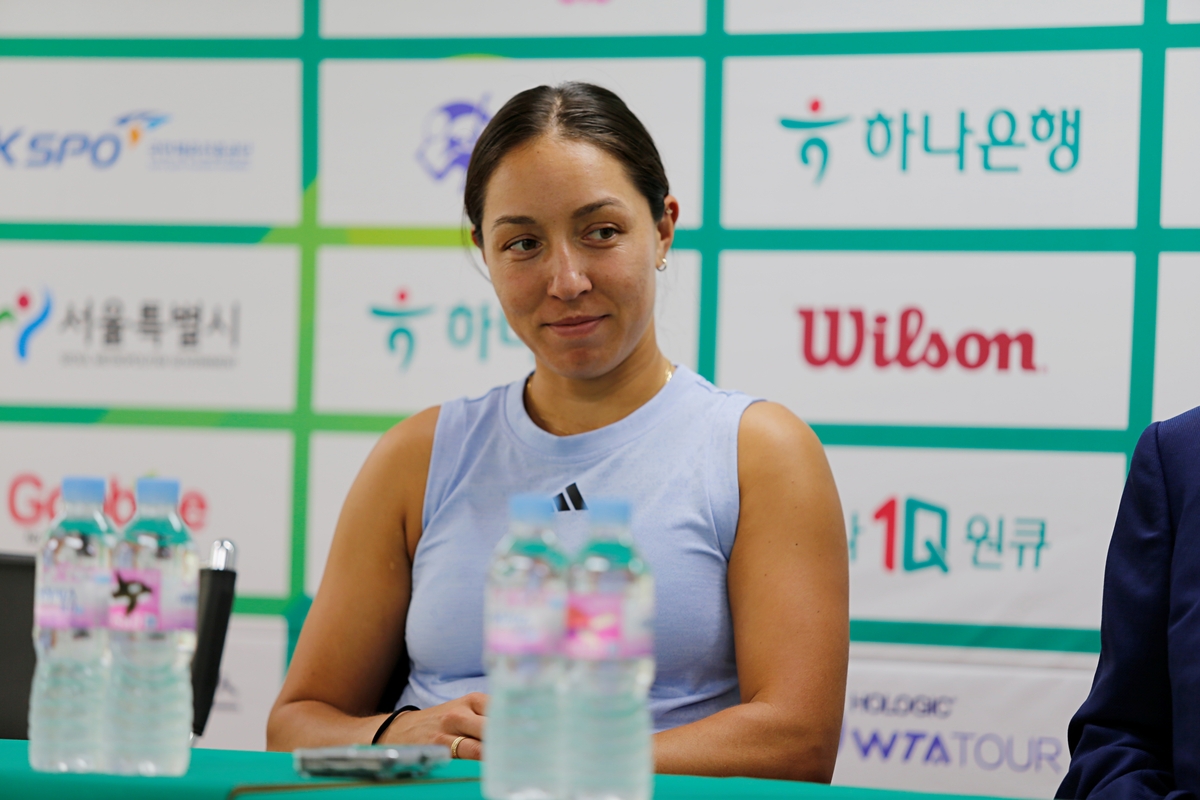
left=0, top=740, right=1008, bottom=800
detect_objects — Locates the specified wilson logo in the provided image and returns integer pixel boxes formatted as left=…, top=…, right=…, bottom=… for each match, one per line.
left=797, top=307, right=1037, bottom=372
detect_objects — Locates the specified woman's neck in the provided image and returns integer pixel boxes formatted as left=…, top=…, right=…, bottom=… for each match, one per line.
left=524, top=335, right=673, bottom=437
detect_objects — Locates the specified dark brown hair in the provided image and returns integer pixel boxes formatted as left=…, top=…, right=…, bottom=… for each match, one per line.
left=464, top=82, right=670, bottom=245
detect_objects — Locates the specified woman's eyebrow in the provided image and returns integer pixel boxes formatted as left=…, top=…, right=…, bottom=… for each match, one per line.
left=572, top=198, right=623, bottom=219
left=491, top=214, right=537, bottom=230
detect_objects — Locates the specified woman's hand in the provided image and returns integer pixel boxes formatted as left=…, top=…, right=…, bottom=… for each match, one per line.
left=382, top=693, right=489, bottom=760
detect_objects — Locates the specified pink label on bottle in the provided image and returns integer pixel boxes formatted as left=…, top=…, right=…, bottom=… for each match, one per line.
left=565, top=594, right=623, bottom=659
left=108, top=568, right=162, bottom=631
left=35, top=564, right=109, bottom=630
left=565, top=592, right=653, bottom=660
left=485, top=587, right=563, bottom=656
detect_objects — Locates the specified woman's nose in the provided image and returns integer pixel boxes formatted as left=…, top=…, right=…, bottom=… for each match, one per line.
left=546, top=245, right=592, bottom=301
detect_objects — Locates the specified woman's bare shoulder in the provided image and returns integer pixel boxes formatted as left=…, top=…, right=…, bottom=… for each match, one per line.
left=737, top=401, right=826, bottom=470
left=348, top=406, right=441, bottom=523
left=373, top=406, right=441, bottom=464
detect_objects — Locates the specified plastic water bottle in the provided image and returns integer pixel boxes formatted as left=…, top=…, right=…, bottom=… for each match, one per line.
left=483, top=494, right=569, bottom=800
left=564, top=498, right=655, bottom=800
left=28, top=477, right=115, bottom=773
left=105, top=478, right=198, bottom=776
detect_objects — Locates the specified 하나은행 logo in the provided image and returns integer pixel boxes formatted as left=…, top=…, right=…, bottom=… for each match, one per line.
left=369, top=287, right=526, bottom=371
left=0, top=288, right=52, bottom=361
left=780, top=96, right=1081, bottom=184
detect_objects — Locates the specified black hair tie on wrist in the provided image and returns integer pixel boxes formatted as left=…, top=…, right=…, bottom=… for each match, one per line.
left=372, top=705, right=419, bottom=744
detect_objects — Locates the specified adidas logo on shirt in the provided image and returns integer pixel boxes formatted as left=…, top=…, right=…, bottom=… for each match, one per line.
left=554, top=483, right=587, bottom=512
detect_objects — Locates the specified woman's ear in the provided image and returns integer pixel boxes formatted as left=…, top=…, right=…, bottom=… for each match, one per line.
left=470, top=227, right=483, bottom=250
left=656, top=195, right=680, bottom=262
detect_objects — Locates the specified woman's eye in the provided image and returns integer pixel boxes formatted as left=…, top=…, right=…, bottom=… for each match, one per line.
left=586, top=227, right=618, bottom=242
left=508, top=238, right=539, bottom=252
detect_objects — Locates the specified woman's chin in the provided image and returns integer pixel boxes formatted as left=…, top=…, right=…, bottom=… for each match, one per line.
left=537, top=349, right=626, bottom=382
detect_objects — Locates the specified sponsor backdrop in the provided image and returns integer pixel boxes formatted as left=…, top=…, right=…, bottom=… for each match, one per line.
left=0, top=1, right=1196, bottom=795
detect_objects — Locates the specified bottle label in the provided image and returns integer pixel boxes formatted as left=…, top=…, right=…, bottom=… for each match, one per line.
left=565, top=593, right=653, bottom=660
left=35, top=564, right=110, bottom=630
left=108, top=566, right=198, bottom=632
left=108, top=568, right=162, bottom=631
left=485, top=586, right=564, bottom=656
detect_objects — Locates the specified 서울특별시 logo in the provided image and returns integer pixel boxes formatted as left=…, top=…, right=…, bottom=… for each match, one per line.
left=0, top=288, right=52, bottom=361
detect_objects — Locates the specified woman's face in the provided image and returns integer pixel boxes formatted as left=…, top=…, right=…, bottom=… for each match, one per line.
left=477, top=135, right=678, bottom=380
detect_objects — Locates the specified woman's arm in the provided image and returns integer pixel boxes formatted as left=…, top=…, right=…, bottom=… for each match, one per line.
left=653, top=401, right=849, bottom=782
left=266, top=408, right=486, bottom=760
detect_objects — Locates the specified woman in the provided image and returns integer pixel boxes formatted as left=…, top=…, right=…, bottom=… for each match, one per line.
left=267, top=82, right=848, bottom=782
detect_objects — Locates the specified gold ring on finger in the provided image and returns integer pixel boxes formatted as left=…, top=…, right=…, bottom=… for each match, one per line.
left=450, top=735, right=467, bottom=759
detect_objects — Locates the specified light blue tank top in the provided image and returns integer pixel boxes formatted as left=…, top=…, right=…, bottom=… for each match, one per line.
left=399, top=365, right=760, bottom=732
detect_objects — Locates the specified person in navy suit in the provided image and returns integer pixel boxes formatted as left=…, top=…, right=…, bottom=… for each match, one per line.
left=1059, top=406, right=1200, bottom=799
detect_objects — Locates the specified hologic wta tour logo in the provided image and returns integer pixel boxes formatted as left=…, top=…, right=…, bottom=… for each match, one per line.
left=797, top=306, right=1038, bottom=373
left=0, top=288, right=52, bottom=361
left=780, top=96, right=1081, bottom=185
left=415, top=97, right=491, bottom=186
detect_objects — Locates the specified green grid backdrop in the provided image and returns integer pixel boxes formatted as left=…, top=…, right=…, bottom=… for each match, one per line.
left=2, top=0, right=1193, bottom=659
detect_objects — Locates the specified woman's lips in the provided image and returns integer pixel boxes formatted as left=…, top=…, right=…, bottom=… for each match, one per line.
left=545, top=315, right=605, bottom=338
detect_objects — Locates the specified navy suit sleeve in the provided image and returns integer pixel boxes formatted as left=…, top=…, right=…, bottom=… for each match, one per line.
left=1057, top=423, right=1195, bottom=800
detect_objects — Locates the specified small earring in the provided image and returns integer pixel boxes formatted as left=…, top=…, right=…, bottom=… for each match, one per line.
left=656, top=258, right=668, bottom=272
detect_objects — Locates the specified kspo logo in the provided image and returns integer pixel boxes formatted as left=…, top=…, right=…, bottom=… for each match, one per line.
left=0, top=111, right=168, bottom=170
left=7, top=473, right=209, bottom=534
left=797, top=307, right=1037, bottom=373
left=779, top=97, right=1080, bottom=185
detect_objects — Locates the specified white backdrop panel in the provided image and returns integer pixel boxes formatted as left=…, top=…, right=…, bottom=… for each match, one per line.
left=314, top=247, right=699, bottom=415
left=194, top=615, right=287, bottom=751
left=723, top=52, right=1141, bottom=229
left=0, top=243, right=298, bottom=411
left=1169, top=0, right=1200, bottom=23
left=322, top=0, right=706, bottom=38
left=717, top=251, right=1134, bottom=428
left=320, top=58, right=703, bottom=228
left=829, top=446, right=1124, bottom=629
left=0, top=424, right=293, bottom=597
left=306, top=431, right=381, bottom=597
left=0, top=1, right=302, bottom=37
left=726, top=1, right=1143, bottom=33
left=1154, top=254, right=1200, bottom=422
left=1161, top=49, right=1200, bottom=227
left=834, top=659, right=1094, bottom=799
left=0, top=59, right=300, bottom=224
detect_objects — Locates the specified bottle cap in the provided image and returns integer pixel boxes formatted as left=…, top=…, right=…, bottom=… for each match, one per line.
left=587, top=497, right=632, bottom=526
left=509, top=493, right=556, bottom=524
left=136, top=477, right=180, bottom=507
left=61, top=476, right=106, bottom=505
